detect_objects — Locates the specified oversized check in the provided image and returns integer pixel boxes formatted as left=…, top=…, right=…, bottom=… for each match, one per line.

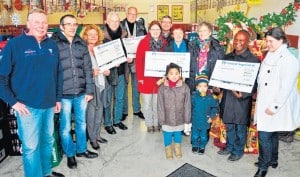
left=122, top=36, right=145, bottom=58
left=209, top=60, right=260, bottom=93
left=93, top=39, right=127, bottom=71
left=144, top=51, right=190, bottom=78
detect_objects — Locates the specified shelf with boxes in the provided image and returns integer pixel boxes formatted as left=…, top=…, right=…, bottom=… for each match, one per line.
left=0, top=116, right=8, bottom=164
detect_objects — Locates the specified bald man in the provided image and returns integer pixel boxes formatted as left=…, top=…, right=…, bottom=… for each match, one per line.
left=217, top=30, right=260, bottom=162
left=103, top=12, right=131, bottom=134
left=120, top=6, right=147, bottom=121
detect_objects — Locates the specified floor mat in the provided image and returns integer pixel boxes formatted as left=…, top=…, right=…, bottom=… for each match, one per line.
left=167, top=163, right=217, bottom=177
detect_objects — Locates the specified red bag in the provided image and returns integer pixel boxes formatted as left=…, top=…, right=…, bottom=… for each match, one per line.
left=211, top=120, right=226, bottom=149
left=244, top=125, right=259, bottom=154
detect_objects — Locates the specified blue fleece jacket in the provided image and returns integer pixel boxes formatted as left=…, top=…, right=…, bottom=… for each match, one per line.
left=191, top=90, right=219, bottom=130
left=0, top=33, right=63, bottom=108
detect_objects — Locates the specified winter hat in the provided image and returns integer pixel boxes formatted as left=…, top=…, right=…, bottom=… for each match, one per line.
left=195, top=72, right=209, bottom=86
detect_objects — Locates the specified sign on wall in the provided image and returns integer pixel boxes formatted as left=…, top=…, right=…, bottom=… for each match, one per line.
left=157, top=5, right=169, bottom=20
left=247, top=0, right=262, bottom=5
left=172, top=5, right=183, bottom=22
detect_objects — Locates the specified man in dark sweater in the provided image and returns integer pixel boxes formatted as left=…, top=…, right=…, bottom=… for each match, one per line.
left=120, top=6, right=147, bottom=121
left=0, top=9, right=64, bottom=177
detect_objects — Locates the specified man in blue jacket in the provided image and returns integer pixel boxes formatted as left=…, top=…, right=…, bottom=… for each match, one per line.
left=0, top=9, right=64, bottom=177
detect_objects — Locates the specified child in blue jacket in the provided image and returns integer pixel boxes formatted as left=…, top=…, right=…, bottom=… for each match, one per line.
left=191, top=73, right=219, bottom=154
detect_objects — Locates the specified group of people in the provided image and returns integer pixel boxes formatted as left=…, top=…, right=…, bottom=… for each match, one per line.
left=0, top=6, right=299, bottom=177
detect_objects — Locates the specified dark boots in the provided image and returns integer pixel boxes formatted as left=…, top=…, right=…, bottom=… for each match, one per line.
left=278, top=131, right=295, bottom=143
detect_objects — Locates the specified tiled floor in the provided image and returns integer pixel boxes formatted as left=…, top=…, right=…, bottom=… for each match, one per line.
left=0, top=114, right=299, bottom=177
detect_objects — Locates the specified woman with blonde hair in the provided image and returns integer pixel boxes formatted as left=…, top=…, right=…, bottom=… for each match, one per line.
left=81, top=24, right=110, bottom=150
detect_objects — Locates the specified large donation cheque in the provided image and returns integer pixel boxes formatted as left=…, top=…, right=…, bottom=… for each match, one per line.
left=209, top=60, right=260, bottom=93
left=144, top=51, right=190, bottom=78
left=93, top=39, right=127, bottom=71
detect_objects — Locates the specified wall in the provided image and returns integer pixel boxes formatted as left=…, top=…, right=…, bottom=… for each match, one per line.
left=194, top=0, right=295, bottom=23
left=112, top=0, right=191, bottom=25
left=0, top=5, right=104, bottom=26
left=194, top=0, right=299, bottom=44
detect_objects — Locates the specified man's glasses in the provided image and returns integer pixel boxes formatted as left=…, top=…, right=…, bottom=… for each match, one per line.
left=63, top=23, right=78, bottom=27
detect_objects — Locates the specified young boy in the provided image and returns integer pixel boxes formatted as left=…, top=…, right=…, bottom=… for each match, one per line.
left=191, top=73, right=219, bottom=154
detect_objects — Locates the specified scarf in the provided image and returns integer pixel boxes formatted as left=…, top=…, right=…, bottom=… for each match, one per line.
left=106, top=24, right=122, bottom=40
left=174, top=41, right=187, bottom=53
left=196, top=37, right=211, bottom=49
left=125, top=20, right=136, bottom=37
left=89, top=52, right=105, bottom=92
left=196, top=38, right=211, bottom=75
left=150, top=37, right=164, bottom=51
left=168, top=79, right=178, bottom=88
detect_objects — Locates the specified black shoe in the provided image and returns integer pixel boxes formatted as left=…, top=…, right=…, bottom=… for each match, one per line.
left=254, top=169, right=267, bottom=177
left=105, top=126, right=116, bottom=134
left=90, top=141, right=100, bottom=150
left=67, top=156, right=77, bottom=169
left=181, top=131, right=188, bottom=136
left=192, top=147, right=199, bottom=154
left=44, top=171, right=65, bottom=177
left=97, top=137, right=108, bottom=144
left=113, top=122, right=128, bottom=130
left=217, top=149, right=231, bottom=155
left=198, top=148, right=205, bottom=154
left=254, top=162, right=278, bottom=169
left=76, top=150, right=98, bottom=158
left=227, top=154, right=242, bottom=162
left=133, top=111, right=145, bottom=119
left=121, top=114, right=128, bottom=121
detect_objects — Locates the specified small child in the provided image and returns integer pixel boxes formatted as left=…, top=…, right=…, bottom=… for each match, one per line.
left=191, top=73, right=219, bottom=154
left=157, top=63, right=191, bottom=159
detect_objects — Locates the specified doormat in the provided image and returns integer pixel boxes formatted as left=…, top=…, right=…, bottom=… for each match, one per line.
left=167, top=163, right=217, bottom=177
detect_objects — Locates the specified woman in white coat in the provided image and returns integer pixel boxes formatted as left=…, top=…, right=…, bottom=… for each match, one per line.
left=253, top=27, right=300, bottom=177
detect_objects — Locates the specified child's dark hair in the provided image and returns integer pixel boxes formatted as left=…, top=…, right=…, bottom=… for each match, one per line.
left=165, top=63, right=182, bottom=76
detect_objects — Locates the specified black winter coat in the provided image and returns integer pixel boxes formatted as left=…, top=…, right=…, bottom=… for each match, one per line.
left=220, top=49, right=260, bottom=125
left=102, top=26, right=128, bottom=86
left=187, top=37, right=224, bottom=93
left=120, top=19, right=147, bottom=37
left=51, top=31, right=94, bottom=96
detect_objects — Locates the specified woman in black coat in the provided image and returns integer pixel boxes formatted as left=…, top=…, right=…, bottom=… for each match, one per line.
left=187, top=21, right=225, bottom=93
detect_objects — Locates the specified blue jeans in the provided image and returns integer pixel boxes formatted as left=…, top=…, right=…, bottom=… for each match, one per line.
left=60, top=95, right=87, bottom=157
left=15, top=106, right=54, bottom=177
left=258, top=131, right=279, bottom=170
left=123, top=72, right=141, bottom=114
left=163, top=131, right=182, bottom=146
left=191, top=128, right=208, bottom=149
left=104, top=74, right=125, bottom=126
left=225, top=123, right=247, bottom=156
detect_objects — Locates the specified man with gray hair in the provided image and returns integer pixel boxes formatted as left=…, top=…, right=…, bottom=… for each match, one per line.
left=0, top=9, right=64, bottom=177
left=103, top=12, right=131, bottom=134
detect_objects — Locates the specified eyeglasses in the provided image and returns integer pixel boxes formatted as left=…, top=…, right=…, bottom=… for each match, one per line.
left=150, top=29, right=161, bottom=31
left=87, top=33, right=98, bottom=37
left=128, top=13, right=137, bottom=16
left=63, top=23, right=78, bottom=27
left=161, top=21, right=171, bottom=24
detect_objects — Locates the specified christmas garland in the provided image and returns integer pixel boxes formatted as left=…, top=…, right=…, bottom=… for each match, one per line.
left=216, top=3, right=300, bottom=42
